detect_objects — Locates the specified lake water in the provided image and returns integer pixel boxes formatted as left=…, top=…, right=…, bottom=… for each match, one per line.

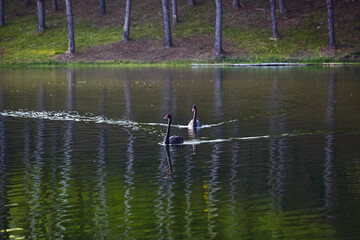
left=0, top=66, right=360, bottom=239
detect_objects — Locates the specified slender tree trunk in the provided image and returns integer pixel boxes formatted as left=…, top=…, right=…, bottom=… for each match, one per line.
left=123, top=0, right=131, bottom=42
left=270, top=0, right=280, bottom=39
left=214, top=0, right=224, bottom=56
left=65, top=0, right=75, bottom=53
left=172, top=0, right=178, bottom=23
left=187, top=0, right=194, bottom=6
left=232, top=0, right=240, bottom=9
left=99, top=0, right=106, bottom=15
left=52, top=0, right=58, bottom=11
left=279, top=0, right=287, bottom=13
left=162, top=0, right=172, bottom=47
left=0, top=0, right=4, bottom=27
left=24, top=0, right=30, bottom=6
left=37, top=0, right=45, bottom=32
left=326, top=0, right=336, bottom=49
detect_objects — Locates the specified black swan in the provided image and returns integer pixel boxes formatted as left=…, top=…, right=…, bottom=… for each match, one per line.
left=164, top=114, right=184, bottom=145
left=188, top=104, right=202, bottom=128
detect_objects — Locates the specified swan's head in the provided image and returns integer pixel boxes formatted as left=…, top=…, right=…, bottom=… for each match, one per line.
left=192, top=104, right=197, bottom=112
left=164, top=114, right=172, bottom=119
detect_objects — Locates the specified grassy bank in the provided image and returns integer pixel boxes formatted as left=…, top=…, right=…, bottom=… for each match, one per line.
left=0, top=0, right=359, bottom=65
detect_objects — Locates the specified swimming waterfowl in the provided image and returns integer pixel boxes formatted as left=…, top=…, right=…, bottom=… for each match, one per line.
left=188, top=104, right=202, bottom=128
left=164, top=114, right=184, bottom=145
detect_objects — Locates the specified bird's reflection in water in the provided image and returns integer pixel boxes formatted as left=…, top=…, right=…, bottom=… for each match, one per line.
left=188, top=127, right=199, bottom=154
left=188, top=127, right=199, bottom=139
left=164, top=145, right=173, bottom=176
left=163, top=144, right=183, bottom=177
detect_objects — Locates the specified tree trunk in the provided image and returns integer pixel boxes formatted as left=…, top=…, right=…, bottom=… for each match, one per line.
left=123, top=0, right=131, bottom=42
left=326, top=0, right=336, bottom=49
left=232, top=0, right=240, bottom=9
left=162, top=0, right=172, bottom=47
left=52, top=0, right=58, bottom=11
left=172, top=0, right=178, bottom=23
left=99, top=0, right=106, bottom=15
left=270, top=0, right=280, bottom=39
left=214, top=0, right=224, bottom=56
left=187, top=0, right=194, bottom=6
left=0, top=0, right=4, bottom=27
left=37, top=0, right=45, bottom=32
left=65, top=0, right=75, bottom=53
left=24, top=0, right=30, bottom=6
left=279, top=0, right=287, bottom=13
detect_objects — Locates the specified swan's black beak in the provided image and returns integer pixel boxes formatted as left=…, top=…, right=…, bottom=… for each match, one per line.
left=164, top=115, right=168, bottom=119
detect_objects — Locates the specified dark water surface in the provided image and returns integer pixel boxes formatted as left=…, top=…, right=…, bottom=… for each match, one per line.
left=0, top=66, right=360, bottom=239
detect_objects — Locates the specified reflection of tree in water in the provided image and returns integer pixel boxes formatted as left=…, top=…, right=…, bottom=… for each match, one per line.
left=122, top=128, right=135, bottom=238
left=154, top=72, right=178, bottom=238
left=122, top=76, right=135, bottom=238
left=0, top=86, right=10, bottom=239
left=123, top=73, right=132, bottom=119
left=56, top=70, right=75, bottom=239
left=93, top=84, right=109, bottom=239
left=184, top=144, right=195, bottom=238
left=49, top=72, right=61, bottom=237
left=93, top=126, right=109, bottom=239
left=214, top=68, right=224, bottom=123
left=26, top=83, right=46, bottom=239
left=163, top=71, right=177, bottom=115
left=204, top=68, right=225, bottom=238
left=229, top=128, right=241, bottom=233
left=267, top=76, right=293, bottom=211
left=323, top=72, right=337, bottom=219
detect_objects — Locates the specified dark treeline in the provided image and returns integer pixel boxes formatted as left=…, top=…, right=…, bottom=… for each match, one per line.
left=0, top=0, right=338, bottom=58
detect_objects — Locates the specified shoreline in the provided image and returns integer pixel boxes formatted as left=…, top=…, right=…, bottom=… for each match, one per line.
left=1, top=60, right=360, bottom=68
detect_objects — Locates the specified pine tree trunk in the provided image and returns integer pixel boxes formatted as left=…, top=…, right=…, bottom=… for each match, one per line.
left=279, top=0, right=287, bottom=13
left=65, top=0, right=75, bottom=53
left=123, top=0, right=131, bottom=42
left=270, top=0, right=280, bottom=39
left=232, top=0, right=240, bottom=9
left=37, top=0, right=45, bottom=32
left=0, top=0, right=4, bottom=27
left=214, top=0, right=224, bottom=56
left=52, top=0, right=58, bottom=11
left=326, top=0, right=336, bottom=48
left=172, top=0, right=178, bottom=23
left=187, top=0, right=194, bottom=6
left=162, top=0, right=172, bottom=47
left=99, top=0, right=106, bottom=15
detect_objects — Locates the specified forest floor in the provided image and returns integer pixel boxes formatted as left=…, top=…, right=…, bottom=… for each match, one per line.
left=1, top=0, right=360, bottom=65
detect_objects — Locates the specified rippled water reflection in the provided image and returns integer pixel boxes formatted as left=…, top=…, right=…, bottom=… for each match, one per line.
left=0, top=66, right=360, bottom=239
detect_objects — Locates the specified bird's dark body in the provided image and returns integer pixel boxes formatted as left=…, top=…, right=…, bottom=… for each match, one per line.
left=164, top=114, right=184, bottom=145
left=168, top=135, right=184, bottom=144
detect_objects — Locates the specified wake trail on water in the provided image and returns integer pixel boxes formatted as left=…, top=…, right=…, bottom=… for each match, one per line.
left=0, top=110, right=237, bottom=130
left=142, top=119, right=238, bottom=129
left=161, top=135, right=271, bottom=146
left=1, top=110, right=141, bottom=128
left=2, top=110, right=328, bottom=146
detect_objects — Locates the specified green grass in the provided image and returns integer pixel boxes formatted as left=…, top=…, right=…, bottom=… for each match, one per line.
left=1, top=0, right=359, bottom=65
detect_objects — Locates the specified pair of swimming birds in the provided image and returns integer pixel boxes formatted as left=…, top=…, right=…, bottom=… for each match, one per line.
left=164, top=104, right=201, bottom=145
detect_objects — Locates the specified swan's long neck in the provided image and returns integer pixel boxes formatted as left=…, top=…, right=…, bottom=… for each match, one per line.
left=192, top=109, right=197, bottom=127
left=165, top=118, right=171, bottom=144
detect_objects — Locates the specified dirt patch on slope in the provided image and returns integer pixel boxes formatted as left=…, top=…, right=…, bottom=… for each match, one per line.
left=55, top=35, right=244, bottom=63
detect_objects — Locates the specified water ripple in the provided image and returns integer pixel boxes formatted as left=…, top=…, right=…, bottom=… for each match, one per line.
left=1, top=110, right=237, bottom=130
